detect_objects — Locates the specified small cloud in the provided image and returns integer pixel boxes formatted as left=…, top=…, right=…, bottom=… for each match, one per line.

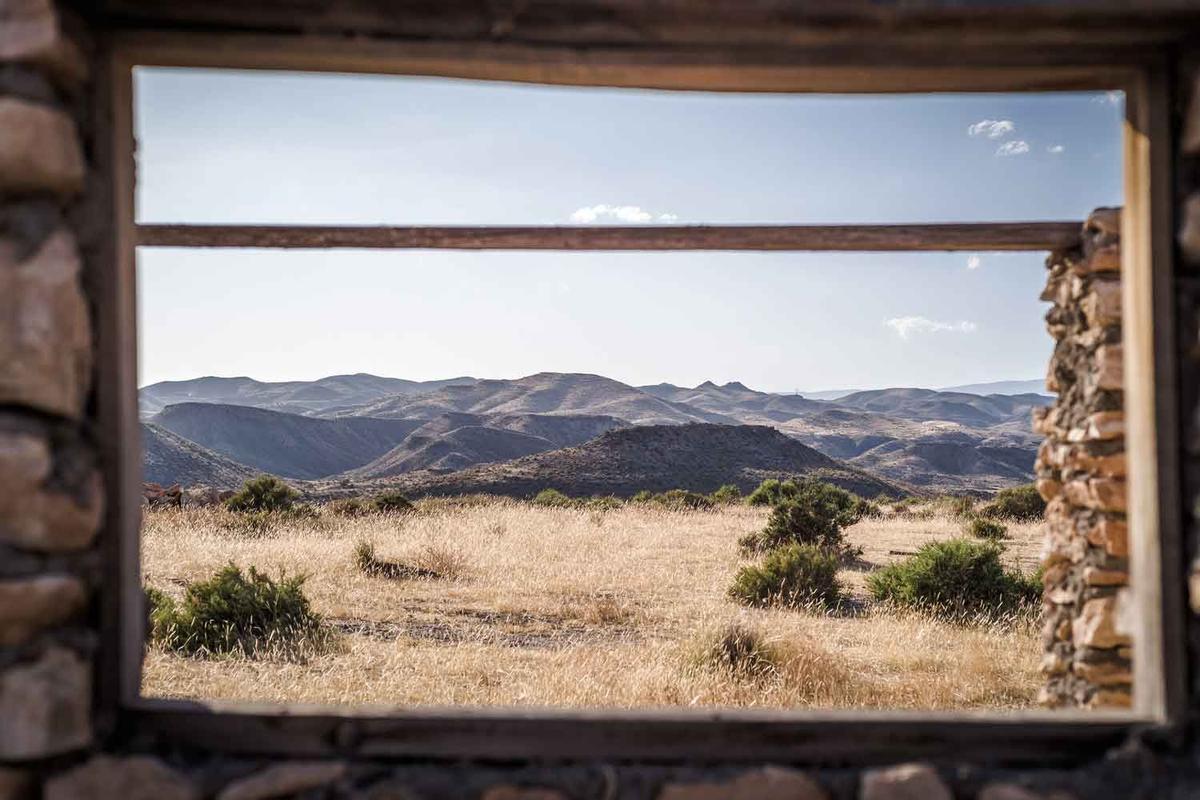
left=995, top=140, right=1031, bottom=157
left=885, top=316, right=978, bottom=340
left=1092, top=91, right=1123, bottom=106
left=1047, top=144, right=1065, bottom=154
left=570, top=204, right=678, bottom=224
left=967, top=119, right=1015, bottom=139
left=966, top=255, right=982, bottom=270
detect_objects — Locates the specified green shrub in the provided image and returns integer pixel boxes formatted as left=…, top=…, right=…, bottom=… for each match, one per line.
left=709, top=484, right=743, bottom=505
left=372, top=491, right=415, bottom=514
left=867, top=539, right=1040, bottom=618
left=740, top=498, right=842, bottom=554
left=225, top=475, right=299, bottom=513
left=532, top=488, right=576, bottom=508
left=630, top=490, right=654, bottom=503
left=584, top=495, right=623, bottom=511
left=147, top=564, right=326, bottom=658
left=746, top=478, right=795, bottom=507
left=966, top=516, right=1008, bottom=541
left=689, top=622, right=783, bottom=678
left=727, top=544, right=843, bottom=609
left=979, top=483, right=1045, bottom=522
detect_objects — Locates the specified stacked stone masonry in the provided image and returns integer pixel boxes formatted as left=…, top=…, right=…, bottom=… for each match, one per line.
left=7, top=0, right=1200, bottom=797
left=1033, top=209, right=1131, bottom=710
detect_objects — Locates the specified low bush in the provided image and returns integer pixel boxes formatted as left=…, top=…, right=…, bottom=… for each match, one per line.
left=709, top=484, right=743, bottom=505
left=372, top=491, right=415, bottom=514
left=630, top=490, right=654, bottom=503
left=353, top=540, right=440, bottom=580
left=966, top=517, right=1007, bottom=541
left=866, top=538, right=1040, bottom=618
left=689, top=622, right=784, bottom=678
left=651, top=489, right=716, bottom=511
left=727, top=544, right=843, bottom=609
left=225, top=475, right=299, bottom=513
left=146, top=564, right=326, bottom=658
left=327, top=497, right=370, bottom=517
left=584, top=495, right=623, bottom=511
left=531, top=488, right=576, bottom=508
left=746, top=478, right=795, bottom=507
left=739, top=498, right=842, bottom=554
left=979, top=483, right=1045, bottom=522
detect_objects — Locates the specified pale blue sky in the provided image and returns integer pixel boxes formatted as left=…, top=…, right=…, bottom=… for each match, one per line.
left=135, top=68, right=1123, bottom=392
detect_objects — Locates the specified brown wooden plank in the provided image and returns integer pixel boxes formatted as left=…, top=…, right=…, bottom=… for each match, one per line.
left=136, top=222, right=1081, bottom=252
left=126, top=698, right=1139, bottom=766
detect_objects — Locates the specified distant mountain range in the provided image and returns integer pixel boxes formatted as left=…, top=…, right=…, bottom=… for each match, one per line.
left=139, top=372, right=1051, bottom=495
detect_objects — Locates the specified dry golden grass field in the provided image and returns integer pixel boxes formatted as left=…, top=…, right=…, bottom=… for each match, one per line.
left=140, top=500, right=1044, bottom=711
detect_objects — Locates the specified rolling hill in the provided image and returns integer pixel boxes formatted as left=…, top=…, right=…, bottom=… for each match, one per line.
left=348, top=423, right=905, bottom=500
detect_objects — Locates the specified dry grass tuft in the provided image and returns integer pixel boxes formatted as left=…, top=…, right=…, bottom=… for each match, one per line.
left=141, top=502, right=1043, bottom=710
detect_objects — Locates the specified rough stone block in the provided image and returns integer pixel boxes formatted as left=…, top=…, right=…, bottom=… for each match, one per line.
left=217, top=762, right=347, bottom=800
left=0, top=430, right=101, bottom=552
left=1085, top=516, right=1128, bottom=557
left=1087, top=687, right=1133, bottom=709
left=1035, top=476, right=1062, bottom=501
left=658, top=767, right=827, bottom=800
left=482, top=788, right=570, bottom=800
left=1087, top=207, right=1121, bottom=237
left=858, top=764, right=951, bottom=800
left=1081, top=279, right=1121, bottom=327
left=1093, top=344, right=1123, bottom=391
left=0, top=0, right=86, bottom=86
left=0, top=768, right=30, bottom=800
left=0, top=573, right=85, bottom=646
left=0, top=645, right=90, bottom=759
left=1083, top=566, right=1128, bottom=587
left=0, top=98, right=84, bottom=196
left=0, top=228, right=91, bottom=418
left=1073, top=597, right=1131, bottom=650
left=45, top=756, right=199, bottom=800
left=1072, top=659, right=1132, bottom=686
left=1086, top=478, right=1127, bottom=512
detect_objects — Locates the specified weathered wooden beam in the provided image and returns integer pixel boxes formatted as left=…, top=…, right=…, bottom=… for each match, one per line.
left=136, top=222, right=1081, bottom=252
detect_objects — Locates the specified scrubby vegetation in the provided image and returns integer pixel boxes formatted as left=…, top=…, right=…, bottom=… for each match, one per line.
left=966, top=516, right=1008, bottom=541
left=746, top=478, right=795, bottom=507
left=979, top=483, right=1045, bottom=522
left=866, top=538, right=1041, bottom=619
left=689, top=622, right=784, bottom=679
left=709, top=484, right=743, bottom=505
left=146, top=564, right=326, bottom=658
left=372, top=491, right=416, bottom=514
left=738, top=481, right=866, bottom=560
left=353, top=539, right=442, bottom=580
left=224, top=475, right=299, bottom=513
left=531, top=488, right=577, bottom=508
left=728, top=543, right=843, bottom=609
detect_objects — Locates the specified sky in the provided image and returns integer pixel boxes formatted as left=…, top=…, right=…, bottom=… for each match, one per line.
left=134, top=68, right=1124, bottom=393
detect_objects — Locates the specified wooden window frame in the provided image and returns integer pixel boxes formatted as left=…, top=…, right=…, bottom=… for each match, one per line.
left=94, top=31, right=1186, bottom=764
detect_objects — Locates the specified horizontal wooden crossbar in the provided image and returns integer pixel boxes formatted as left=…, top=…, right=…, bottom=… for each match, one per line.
left=136, top=222, right=1081, bottom=252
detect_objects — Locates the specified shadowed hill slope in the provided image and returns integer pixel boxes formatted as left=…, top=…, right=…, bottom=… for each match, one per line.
left=141, top=423, right=256, bottom=489
left=151, top=403, right=423, bottom=480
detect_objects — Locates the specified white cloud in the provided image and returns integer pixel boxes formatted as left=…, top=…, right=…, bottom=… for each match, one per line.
left=570, top=204, right=678, bottom=224
left=1047, top=144, right=1065, bottom=154
left=967, top=119, right=1015, bottom=139
left=966, top=255, right=982, bottom=270
left=1092, top=91, right=1122, bottom=106
left=885, top=316, right=978, bottom=340
left=995, top=140, right=1031, bottom=157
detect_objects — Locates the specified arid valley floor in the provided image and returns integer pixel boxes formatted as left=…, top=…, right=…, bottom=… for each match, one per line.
left=141, top=501, right=1043, bottom=710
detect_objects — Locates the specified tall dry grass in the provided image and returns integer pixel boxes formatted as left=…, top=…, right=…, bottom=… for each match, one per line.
left=140, top=501, right=1042, bottom=710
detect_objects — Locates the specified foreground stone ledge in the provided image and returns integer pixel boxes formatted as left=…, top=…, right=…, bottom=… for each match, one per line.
left=216, top=761, right=347, bottom=800
left=859, top=763, right=951, bottom=800
left=0, top=430, right=102, bottom=552
left=0, top=97, right=83, bottom=196
left=0, top=573, right=85, bottom=646
left=658, top=766, right=827, bottom=800
left=0, top=228, right=92, bottom=418
left=0, top=644, right=89, bottom=760
left=45, top=756, right=198, bottom=800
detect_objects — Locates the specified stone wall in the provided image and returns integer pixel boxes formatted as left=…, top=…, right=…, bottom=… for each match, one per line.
left=4, top=1, right=1200, bottom=797
left=1033, top=209, right=1130, bottom=709
left=0, top=0, right=103, bottom=792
